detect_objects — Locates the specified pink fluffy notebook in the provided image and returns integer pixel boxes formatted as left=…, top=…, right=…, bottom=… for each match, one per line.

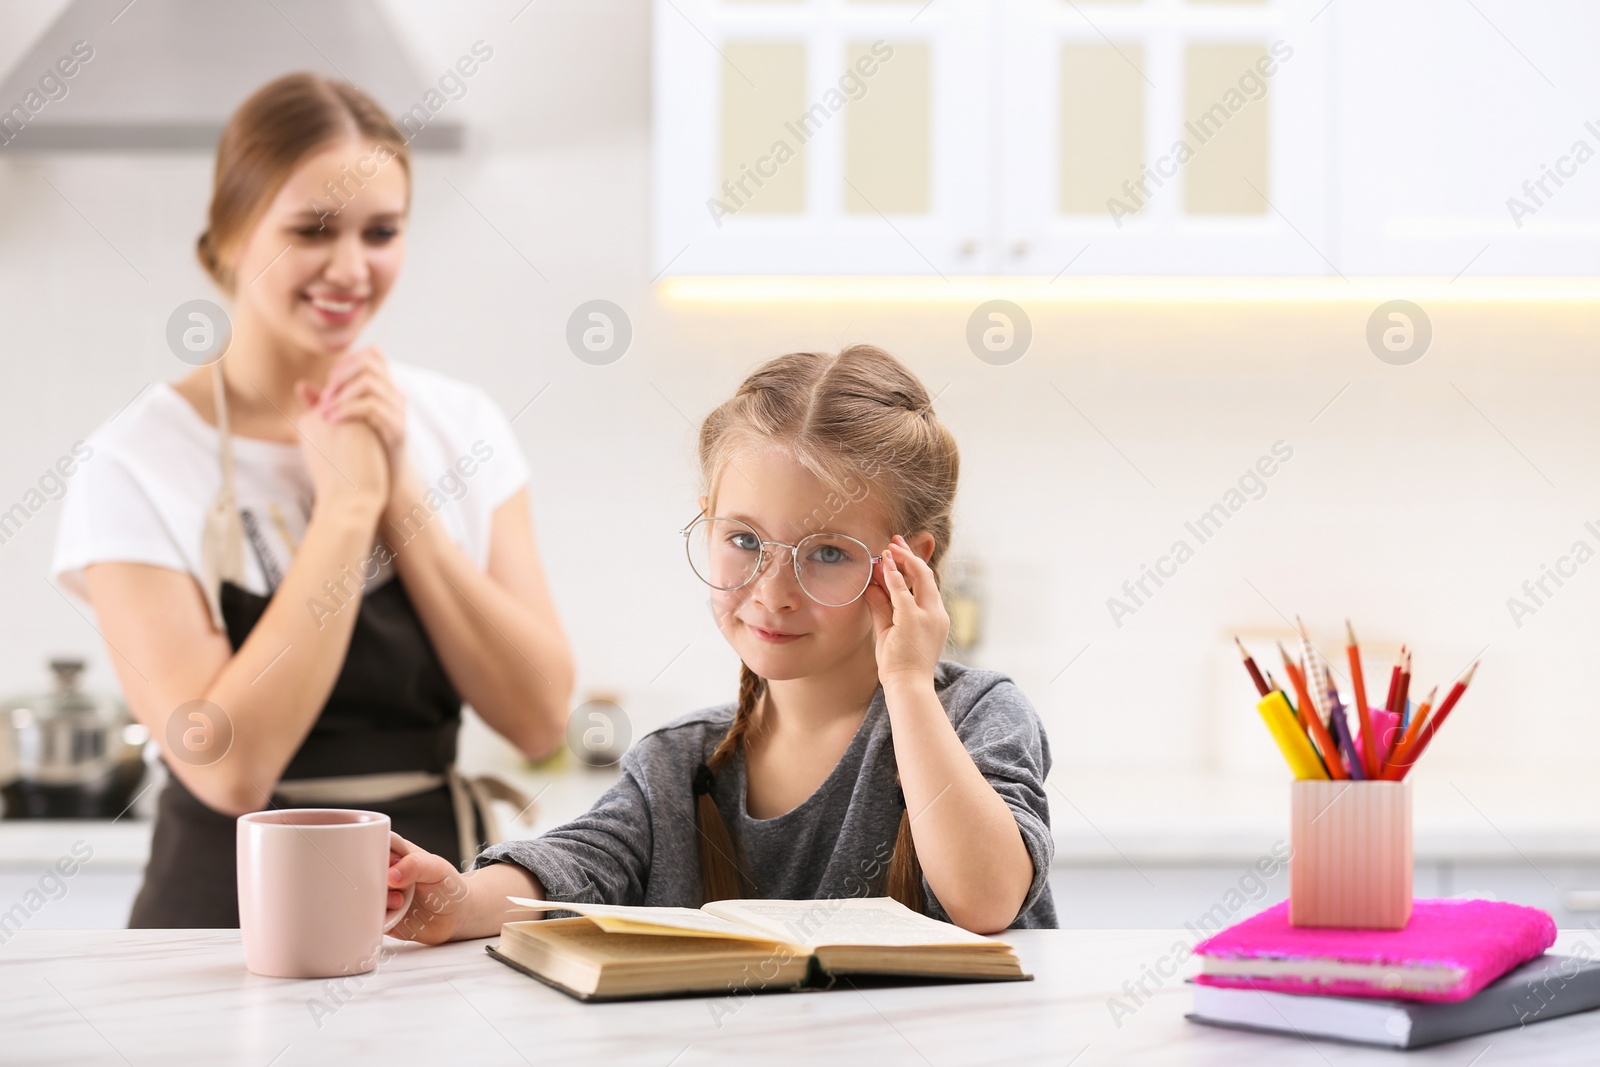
left=1193, top=898, right=1556, bottom=1003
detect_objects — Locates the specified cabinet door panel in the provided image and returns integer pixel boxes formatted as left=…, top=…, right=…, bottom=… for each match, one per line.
left=1057, top=42, right=1148, bottom=216
left=844, top=40, right=932, bottom=215
left=1336, top=0, right=1600, bottom=275
left=718, top=41, right=810, bottom=217
left=1000, top=0, right=1331, bottom=275
left=654, top=0, right=990, bottom=276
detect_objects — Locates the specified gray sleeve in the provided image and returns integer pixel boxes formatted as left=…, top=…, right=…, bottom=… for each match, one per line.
left=939, top=677, right=1054, bottom=924
left=469, top=759, right=653, bottom=907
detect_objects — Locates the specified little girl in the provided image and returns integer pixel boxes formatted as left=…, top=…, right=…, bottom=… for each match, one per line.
left=386, top=344, right=1056, bottom=939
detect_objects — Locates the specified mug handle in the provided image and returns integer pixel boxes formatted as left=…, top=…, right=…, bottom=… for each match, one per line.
left=383, top=830, right=418, bottom=934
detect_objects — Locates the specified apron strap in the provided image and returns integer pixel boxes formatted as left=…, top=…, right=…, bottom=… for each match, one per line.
left=447, top=766, right=477, bottom=869
left=199, top=360, right=246, bottom=631
left=447, top=767, right=541, bottom=869
left=272, top=767, right=540, bottom=870
left=452, top=768, right=541, bottom=858
left=272, top=770, right=448, bottom=805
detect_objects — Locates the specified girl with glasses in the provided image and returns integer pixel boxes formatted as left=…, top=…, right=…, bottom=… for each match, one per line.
left=387, top=344, right=1056, bottom=939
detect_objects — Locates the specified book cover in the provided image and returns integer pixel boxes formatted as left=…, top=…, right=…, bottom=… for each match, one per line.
left=1193, top=898, right=1556, bottom=1002
left=1189, top=953, right=1600, bottom=1049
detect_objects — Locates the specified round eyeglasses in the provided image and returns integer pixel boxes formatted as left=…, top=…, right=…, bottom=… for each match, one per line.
left=681, top=515, right=885, bottom=607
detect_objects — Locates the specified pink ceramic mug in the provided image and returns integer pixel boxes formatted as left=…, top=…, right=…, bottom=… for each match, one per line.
left=237, top=809, right=415, bottom=978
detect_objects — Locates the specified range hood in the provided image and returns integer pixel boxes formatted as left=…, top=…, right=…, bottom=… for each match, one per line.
left=0, top=0, right=462, bottom=152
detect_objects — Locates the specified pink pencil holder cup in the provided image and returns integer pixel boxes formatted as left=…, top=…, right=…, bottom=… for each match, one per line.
left=1289, top=779, right=1413, bottom=929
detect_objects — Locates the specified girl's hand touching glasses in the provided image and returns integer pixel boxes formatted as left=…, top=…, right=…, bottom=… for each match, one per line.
left=864, top=535, right=950, bottom=689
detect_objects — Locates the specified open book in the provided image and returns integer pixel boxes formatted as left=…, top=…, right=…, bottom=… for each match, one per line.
left=486, top=895, right=1031, bottom=1002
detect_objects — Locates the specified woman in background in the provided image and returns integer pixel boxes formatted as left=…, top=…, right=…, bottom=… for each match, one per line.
left=52, top=73, right=573, bottom=927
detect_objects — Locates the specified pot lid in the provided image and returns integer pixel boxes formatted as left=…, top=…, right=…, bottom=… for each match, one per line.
left=2, top=657, right=127, bottom=725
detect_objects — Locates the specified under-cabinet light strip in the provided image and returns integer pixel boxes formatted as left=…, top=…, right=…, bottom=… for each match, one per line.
left=657, top=276, right=1600, bottom=305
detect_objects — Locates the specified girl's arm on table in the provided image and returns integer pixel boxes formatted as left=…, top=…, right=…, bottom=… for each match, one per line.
left=385, top=849, right=549, bottom=944
left=388, top=759, right=658, bottom=943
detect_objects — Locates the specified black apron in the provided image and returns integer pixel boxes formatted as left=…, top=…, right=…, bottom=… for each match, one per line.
left=127, top=576, right=476, bottom=928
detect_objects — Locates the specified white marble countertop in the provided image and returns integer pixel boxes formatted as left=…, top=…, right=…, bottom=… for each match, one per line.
left=4, top=927, right=1599, bottom=1064
left=7, top=768, right=1600, bottom=870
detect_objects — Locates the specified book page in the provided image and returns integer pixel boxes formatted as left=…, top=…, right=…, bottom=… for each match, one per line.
left=503, top=921, right=790, bottom=963
left=703, top=897, right=1009, bottom=951
left=503, top=897, right=782, bottom=944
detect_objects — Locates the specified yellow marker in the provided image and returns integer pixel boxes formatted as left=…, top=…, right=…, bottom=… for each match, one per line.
left=1257, top=690, right=1330, bottom=780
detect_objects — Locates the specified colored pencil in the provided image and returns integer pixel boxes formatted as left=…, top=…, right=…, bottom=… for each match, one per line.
left=1278, top=641, right=1348, bottom=780
left=1381, top=686, right=1435, bottom=776
left=1248, top=621, right=1477, bottom=783
left=1383, top=647, right=1403, bottom=713
left=1269, top=670, right=1331, bottom=777
left=1235, top=636, right=1271, bottom=698
left=1395, top=648, right=1412, bottom=729
left=1297, top=619, right=1334, bottom=724
left=1256, top=689, right=1332, bottom=779
left=1301, top=630, right=1358, bottom=777
left=1346, top=620, right=1378, bottom=779
left=1384, top=664, right=1477, bottom=780
left=1325, top=689, right=1367, bottom=780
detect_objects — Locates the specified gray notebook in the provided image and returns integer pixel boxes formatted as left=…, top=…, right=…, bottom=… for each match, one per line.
left=1188, top=953, right=1600, bottom=1050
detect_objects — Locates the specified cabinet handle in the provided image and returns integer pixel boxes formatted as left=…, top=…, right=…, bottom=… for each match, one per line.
left=1563, top=890, right=1600, bottom=913
left=1011, top=240, right=1030, bottom=258
left=958, top=239, right=978, bottom=257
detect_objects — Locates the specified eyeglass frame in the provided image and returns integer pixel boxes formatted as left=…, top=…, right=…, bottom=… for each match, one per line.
left=678, top=512, right=886, bottom=607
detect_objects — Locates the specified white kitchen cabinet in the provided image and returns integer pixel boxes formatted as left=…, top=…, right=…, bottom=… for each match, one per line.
left=654, top=0, right=1331, bottom=276
left=653, top=0, right=991, bottom=277
left=0, top=869, right=142, bottom=930
left=655, top=0, right=1593, bottom=277
left=1000, top=0, right=1332, bottom=277
left=0, top=821, right=150, bottom=934
left=1334, top=0, right=1600, bottom=275
left=1443, top=861, right=1600, bottom=931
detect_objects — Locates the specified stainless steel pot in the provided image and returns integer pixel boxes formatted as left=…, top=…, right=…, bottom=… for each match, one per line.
left=1, top=658, right=148, bottom=819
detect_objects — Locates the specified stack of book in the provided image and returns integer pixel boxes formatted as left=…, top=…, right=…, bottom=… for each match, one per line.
left=1188, top=898, right=1600, bottom=1049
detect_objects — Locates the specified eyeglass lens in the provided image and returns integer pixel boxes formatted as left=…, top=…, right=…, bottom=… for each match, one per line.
left=686, top=517, right=874, bottom=607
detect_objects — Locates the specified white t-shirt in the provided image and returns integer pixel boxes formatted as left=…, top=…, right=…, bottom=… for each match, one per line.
left=52, top=363, right=530, bottom=613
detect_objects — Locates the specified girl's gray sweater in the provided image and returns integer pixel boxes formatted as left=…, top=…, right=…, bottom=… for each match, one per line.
left=472, top=660, right=1057, bottom=928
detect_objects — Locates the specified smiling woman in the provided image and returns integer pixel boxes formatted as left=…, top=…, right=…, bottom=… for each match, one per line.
left=193, top=77, right=411, bottom=348
left=50, top=73, right=575, bottom=929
